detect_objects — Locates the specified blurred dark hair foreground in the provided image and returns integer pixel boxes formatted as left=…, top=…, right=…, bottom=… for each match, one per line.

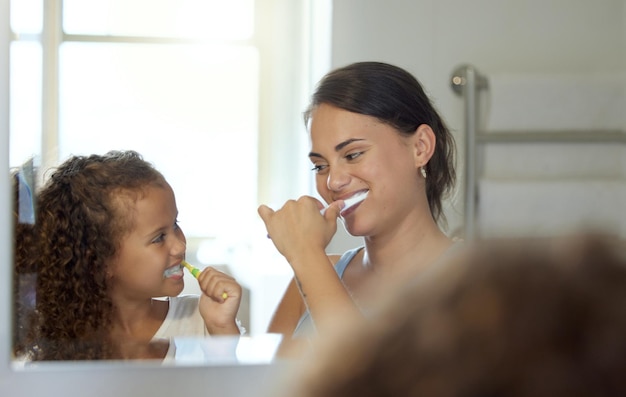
left=277, top=233, right=626, bottom=397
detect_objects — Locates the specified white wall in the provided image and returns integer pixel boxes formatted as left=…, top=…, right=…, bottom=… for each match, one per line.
left=327, top=0, right=626, bottom=248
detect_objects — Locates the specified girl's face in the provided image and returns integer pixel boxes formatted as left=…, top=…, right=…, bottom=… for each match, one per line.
left=308, top=103, right=424, bottom=236
left=109, top=183, right=187, bottom=301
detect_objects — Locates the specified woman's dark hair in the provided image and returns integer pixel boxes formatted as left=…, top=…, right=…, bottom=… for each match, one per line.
left=20, top=150, right=166, bottom=360
left=304, top=61, right=456, bottom=224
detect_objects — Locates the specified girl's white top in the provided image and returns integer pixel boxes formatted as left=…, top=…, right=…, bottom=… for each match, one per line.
left=155, top=295, right=245, bottom=363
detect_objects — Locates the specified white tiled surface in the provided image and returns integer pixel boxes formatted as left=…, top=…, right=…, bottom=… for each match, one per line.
left=476, top=142, right=626, bottom=238
left=484, top=73, right=626, bottom=132
left=477, top=178, right=626, bottom=238
left=472, top=69, right=626, bottom=240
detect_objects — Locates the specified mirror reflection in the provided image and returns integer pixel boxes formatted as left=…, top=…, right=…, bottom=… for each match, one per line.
left=9, top=0, right=310, bottom=366
left=12, top=150, right=269, bottom=363
left=7, top=0, right=626, bottom=373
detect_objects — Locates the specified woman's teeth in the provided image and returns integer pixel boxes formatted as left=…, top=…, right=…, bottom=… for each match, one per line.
left=163, top=265, right=183, bottom=278
left=343, top=191, right=368, bottom=210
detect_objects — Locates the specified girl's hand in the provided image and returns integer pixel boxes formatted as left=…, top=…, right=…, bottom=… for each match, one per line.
left=195, top=267, right=242, bottom=335
left=257, top=195, right=342, bottom=264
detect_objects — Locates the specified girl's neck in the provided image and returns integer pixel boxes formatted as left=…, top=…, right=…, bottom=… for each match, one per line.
left=109, top=298, right=169, bottom=341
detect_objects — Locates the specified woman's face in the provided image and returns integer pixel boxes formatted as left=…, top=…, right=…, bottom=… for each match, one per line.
left=308, top=103, right=423, bottom=236
left=109, top=183, right=187, bottom=301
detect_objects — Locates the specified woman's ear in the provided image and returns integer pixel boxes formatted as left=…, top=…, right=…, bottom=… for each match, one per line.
left=412, top=124, right=436, bottom=167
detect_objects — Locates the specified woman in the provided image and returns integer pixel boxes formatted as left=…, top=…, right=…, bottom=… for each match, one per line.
left=258, top=61, right=457, bottom=357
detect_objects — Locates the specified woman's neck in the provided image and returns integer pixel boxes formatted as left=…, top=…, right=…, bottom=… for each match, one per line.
left=362, top=214, right=452, bottom=279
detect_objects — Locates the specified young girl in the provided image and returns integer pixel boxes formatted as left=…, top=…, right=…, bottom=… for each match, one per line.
left=258, top=61, right=459, bottom=356
left=18, top=150, right=242, bottom=361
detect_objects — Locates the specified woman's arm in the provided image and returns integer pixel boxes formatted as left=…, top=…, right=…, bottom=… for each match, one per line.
left=268, top=252, right=358, bottom=358
left=267, top=278, right=310, bottom=358
left=258, top=197, right=362, bottom=342
left=287, top=249, right=361, bottom=335
left=267, top=278, right=305, bottom=335
left=267, top=252, right=345, bottom=335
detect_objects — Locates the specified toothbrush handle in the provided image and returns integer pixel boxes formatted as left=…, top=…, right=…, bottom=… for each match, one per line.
left=183, top=261, right=201, bottom=278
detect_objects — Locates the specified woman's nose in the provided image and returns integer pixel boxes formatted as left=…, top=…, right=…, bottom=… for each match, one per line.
left=326, top=165, right=350, bottom=192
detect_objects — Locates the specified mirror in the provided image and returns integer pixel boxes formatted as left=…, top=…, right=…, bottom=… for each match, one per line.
left=7, top=0, right=322, bottom=368
left=4, top=0, right=625, bottom=389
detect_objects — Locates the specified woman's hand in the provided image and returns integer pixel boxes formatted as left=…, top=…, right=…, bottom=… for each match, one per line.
left=195, top=267, right=242, bottom=335
left=258, top=195, right=342, bottom=264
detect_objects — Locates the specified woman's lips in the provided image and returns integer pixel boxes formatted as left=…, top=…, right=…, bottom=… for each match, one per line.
left=340, top=191, right=368, bottom=217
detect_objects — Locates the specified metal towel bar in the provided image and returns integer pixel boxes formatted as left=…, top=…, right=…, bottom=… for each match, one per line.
left=450, top=64, right=488, bottom=240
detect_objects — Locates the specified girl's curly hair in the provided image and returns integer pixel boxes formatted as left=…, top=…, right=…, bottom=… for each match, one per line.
left=21, top=150, right=166, bottom=360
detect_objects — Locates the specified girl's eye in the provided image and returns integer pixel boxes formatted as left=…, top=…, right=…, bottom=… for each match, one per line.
left=152, top=233, right=165, bottom=244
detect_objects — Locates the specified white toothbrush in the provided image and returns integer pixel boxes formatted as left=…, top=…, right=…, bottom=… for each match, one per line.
left=321, top=191, right=368, bottom=215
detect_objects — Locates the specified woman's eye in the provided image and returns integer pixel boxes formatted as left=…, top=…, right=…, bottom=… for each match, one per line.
left=311, top=164, right=327, bottom=173
left=346, top=151, right=363, bottom=160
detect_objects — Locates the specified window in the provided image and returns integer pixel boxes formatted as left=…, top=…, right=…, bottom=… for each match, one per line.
left=9, top=0, right=331, bottom=336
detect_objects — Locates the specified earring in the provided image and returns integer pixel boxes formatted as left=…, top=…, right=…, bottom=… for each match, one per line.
left=420, top=166, right=427, bottom=179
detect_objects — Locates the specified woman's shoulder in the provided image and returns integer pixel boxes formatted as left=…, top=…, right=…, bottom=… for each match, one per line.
left=329, top=246, right=363, bottom=266
left=331, top=246, right=364, bottom=277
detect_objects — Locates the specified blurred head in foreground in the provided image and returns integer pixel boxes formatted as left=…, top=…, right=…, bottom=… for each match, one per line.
left=278, top=234, right=626, bottom=397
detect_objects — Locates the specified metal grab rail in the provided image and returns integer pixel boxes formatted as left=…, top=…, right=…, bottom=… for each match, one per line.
left=450, top=64, right=488, bottom=240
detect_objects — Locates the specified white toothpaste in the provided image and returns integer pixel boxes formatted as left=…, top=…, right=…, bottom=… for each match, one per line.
left=321, top=191, right=368, bottom=215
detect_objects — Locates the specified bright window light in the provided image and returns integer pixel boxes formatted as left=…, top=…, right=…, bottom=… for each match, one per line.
left=58, top=42, right=259, bottom=238
left=9, top=0, right=42, bottom=34
left=63, top=0, right=254, bottom=39
left=9, top=41, right=41, bottom=167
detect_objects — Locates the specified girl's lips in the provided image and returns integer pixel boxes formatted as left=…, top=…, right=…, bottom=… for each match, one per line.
left=163, top=264, right=184, bottom=279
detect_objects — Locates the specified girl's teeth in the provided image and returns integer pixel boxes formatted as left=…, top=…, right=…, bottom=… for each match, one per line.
left=163, top=265, right=183, bottom=278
